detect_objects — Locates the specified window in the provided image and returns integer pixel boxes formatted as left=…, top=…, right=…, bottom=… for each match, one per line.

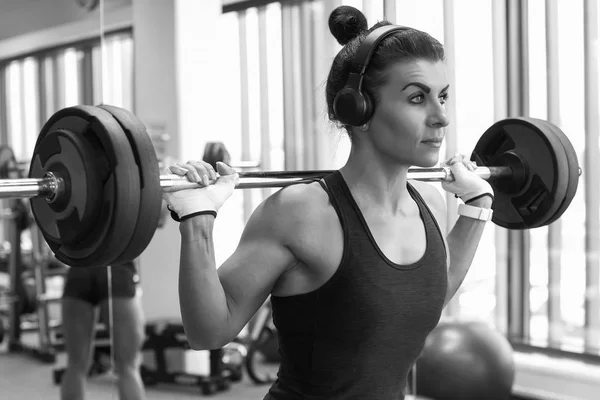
left=218, top=0, right=599, bottom=359
left=0, top=30, right=133, bottom=162
left=525, top=0, right=598, bottom=355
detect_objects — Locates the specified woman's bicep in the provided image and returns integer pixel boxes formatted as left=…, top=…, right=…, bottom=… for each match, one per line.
left=215, top=200, right=298, bottom=339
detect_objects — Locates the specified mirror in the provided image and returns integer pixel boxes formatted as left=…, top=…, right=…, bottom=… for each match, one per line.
left=0, top=0, right=123, bottom=398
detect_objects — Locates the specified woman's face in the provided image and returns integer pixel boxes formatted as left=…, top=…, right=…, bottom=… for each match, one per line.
left=366, top=59, right=450, bottom=168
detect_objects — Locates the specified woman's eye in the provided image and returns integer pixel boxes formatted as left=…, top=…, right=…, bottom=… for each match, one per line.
left=410, top=94, right=424, bottom=104
left=439, top=93, right=449, bottom=104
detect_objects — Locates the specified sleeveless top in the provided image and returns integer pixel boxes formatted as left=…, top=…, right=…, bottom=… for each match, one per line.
left=264, top=171, right=448, bottom=400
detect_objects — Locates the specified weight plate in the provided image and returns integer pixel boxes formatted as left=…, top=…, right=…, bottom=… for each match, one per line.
left=535, top=120, right=580, bottom=226
left=29, top=105, right=141, bottom=268
left=471, top=118, right=570, bottom=230
left=29, top=129, right=102, bottom=245
left=98, top=105, right=162, bottom=264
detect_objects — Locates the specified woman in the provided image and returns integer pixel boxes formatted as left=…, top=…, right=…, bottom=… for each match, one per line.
left=164, top=6, right=494, bottom=400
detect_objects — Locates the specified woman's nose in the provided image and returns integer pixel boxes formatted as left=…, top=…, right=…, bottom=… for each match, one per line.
left=428, top=103, right=450, bottom=128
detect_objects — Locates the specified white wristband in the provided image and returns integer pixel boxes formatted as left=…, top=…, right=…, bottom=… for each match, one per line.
left=457, top=203, right=493, bottom=222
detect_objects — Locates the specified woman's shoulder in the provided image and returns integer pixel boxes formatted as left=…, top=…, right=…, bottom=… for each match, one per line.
left=247, top=180, right=333, bottom=236
left=265, top=180, right=332, bottom=221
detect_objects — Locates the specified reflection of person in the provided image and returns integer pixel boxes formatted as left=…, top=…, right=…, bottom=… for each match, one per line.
left=60, top=202, right=169, bottom=400
left=60, top=261, right=145, bottom=400
left=163, top=6, right=494, bottom=400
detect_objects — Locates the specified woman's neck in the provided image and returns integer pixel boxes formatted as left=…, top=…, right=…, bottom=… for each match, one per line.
left=339, top=148, right=416, bottom=216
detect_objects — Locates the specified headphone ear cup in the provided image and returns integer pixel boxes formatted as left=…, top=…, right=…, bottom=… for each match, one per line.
left=333, top=88, right=371, bottom=127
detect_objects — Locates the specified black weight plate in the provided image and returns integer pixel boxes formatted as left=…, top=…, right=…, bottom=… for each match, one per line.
left=471, top=118, right=570, bottom=230
left=29, top=129, right=102, bottom=245
left=506, top=118, right=570, bottom=228
left=536, top=120, right=580, bottom=226
left=98, top=105, right=162, bottom=264
left=29, top=105, right=141, bottom=268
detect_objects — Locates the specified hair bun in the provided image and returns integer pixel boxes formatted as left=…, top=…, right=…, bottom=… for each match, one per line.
left=328, top=6, right=368, bottom=46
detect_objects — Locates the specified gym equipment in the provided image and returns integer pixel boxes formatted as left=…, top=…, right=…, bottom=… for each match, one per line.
left=139, top=320, right=243, bottom=395
left=0, top=145, right=64, bottom=362
left=202, top=142, right=261, bottom=170
left=471, top=118, right=580, bottom=229
left=0, top=104, right=578, bottom=268
left=416, top=320, right=515, bottom=400
left=243, top=297, right=279, bottom=385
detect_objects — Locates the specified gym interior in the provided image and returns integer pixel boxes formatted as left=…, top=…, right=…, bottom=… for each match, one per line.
left=0, top=0, right=598, bottom=399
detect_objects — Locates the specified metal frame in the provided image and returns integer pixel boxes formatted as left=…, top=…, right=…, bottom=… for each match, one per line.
left=583, top=0, right=600, bottom=351
left=440, top=0, right=461, bottom=317
left=492, top=0, right=510, bottom=335
left=545, top=0, right=563, bottom=346
left=223, top=0, right=281, bottom=14
left=505, top=0, right=531, bottom=341
left=78, top=46, right=95, bottom=106
left=0, top=65, right=7, bottom=146
left=237, top=9, right=255, bottom=221
left=300, top=1, right=315, bottom=169
left=258, top=5, right=272, bottom=200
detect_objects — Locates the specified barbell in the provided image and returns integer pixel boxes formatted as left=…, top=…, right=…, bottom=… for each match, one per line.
left=0, top=105, right=580, bottom=268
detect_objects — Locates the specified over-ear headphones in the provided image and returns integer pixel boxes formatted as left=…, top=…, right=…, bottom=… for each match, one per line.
left=333, top=25, right=409, bottom=127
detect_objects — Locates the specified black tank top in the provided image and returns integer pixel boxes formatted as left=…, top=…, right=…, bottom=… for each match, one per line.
left=264, top=171, right=448, bottom=400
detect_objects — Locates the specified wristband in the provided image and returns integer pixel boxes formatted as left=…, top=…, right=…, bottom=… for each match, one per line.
left=464, top=193, right=494, bottom=204
left=457, top=203, right=493, bottom=222
left=167, top=206, right=217, bottom=222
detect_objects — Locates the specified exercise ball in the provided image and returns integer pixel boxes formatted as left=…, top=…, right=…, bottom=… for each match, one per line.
left=416, top=320, right=515, bottom=400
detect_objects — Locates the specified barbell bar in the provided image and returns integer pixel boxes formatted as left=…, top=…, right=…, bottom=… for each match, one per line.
left=0, top=105, right=580, bottom=268
left=0, top=165, right=512, bottom=200
left=161, top=165, right=512, bottom=190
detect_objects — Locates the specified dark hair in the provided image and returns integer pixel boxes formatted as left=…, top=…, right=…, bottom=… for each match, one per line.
left=326, top=6, right=445, bottom=134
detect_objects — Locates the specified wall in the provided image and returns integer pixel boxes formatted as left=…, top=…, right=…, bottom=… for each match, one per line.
left=132, top=0, right=180, bottom=320
left=133, top=0, right=227, bottom=320
left=0, top=0, right=131, bottom=41
left=0, top=0, right=132, bottom=60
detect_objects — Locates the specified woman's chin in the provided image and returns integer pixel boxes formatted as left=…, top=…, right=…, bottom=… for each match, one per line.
left=414, top=157, right=440, bottom=168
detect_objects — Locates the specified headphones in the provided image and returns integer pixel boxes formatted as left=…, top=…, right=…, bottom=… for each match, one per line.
left=333, top=25, right=409, bottom=127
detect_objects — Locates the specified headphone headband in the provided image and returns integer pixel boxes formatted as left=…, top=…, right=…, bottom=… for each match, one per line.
left=352, top=25, right=409, bottom=75
left=333, top=24, right=410, bottom=126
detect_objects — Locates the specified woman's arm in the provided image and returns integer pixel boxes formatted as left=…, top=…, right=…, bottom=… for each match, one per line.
left=443, top=195, right=493, bottom=306
left=178, top=188, right=302, bottom=350
left=412, top=180, right=493, bottom=308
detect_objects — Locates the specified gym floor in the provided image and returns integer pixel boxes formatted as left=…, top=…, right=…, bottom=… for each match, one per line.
left=0, top=349, right=536, bottom=400
left=0, top=349, right=271, bottom=400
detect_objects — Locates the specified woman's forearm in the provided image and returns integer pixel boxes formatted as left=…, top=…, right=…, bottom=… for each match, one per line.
left=444, top=197, right=494, bottom=306
left=178, top=216, right=230, bottom=349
